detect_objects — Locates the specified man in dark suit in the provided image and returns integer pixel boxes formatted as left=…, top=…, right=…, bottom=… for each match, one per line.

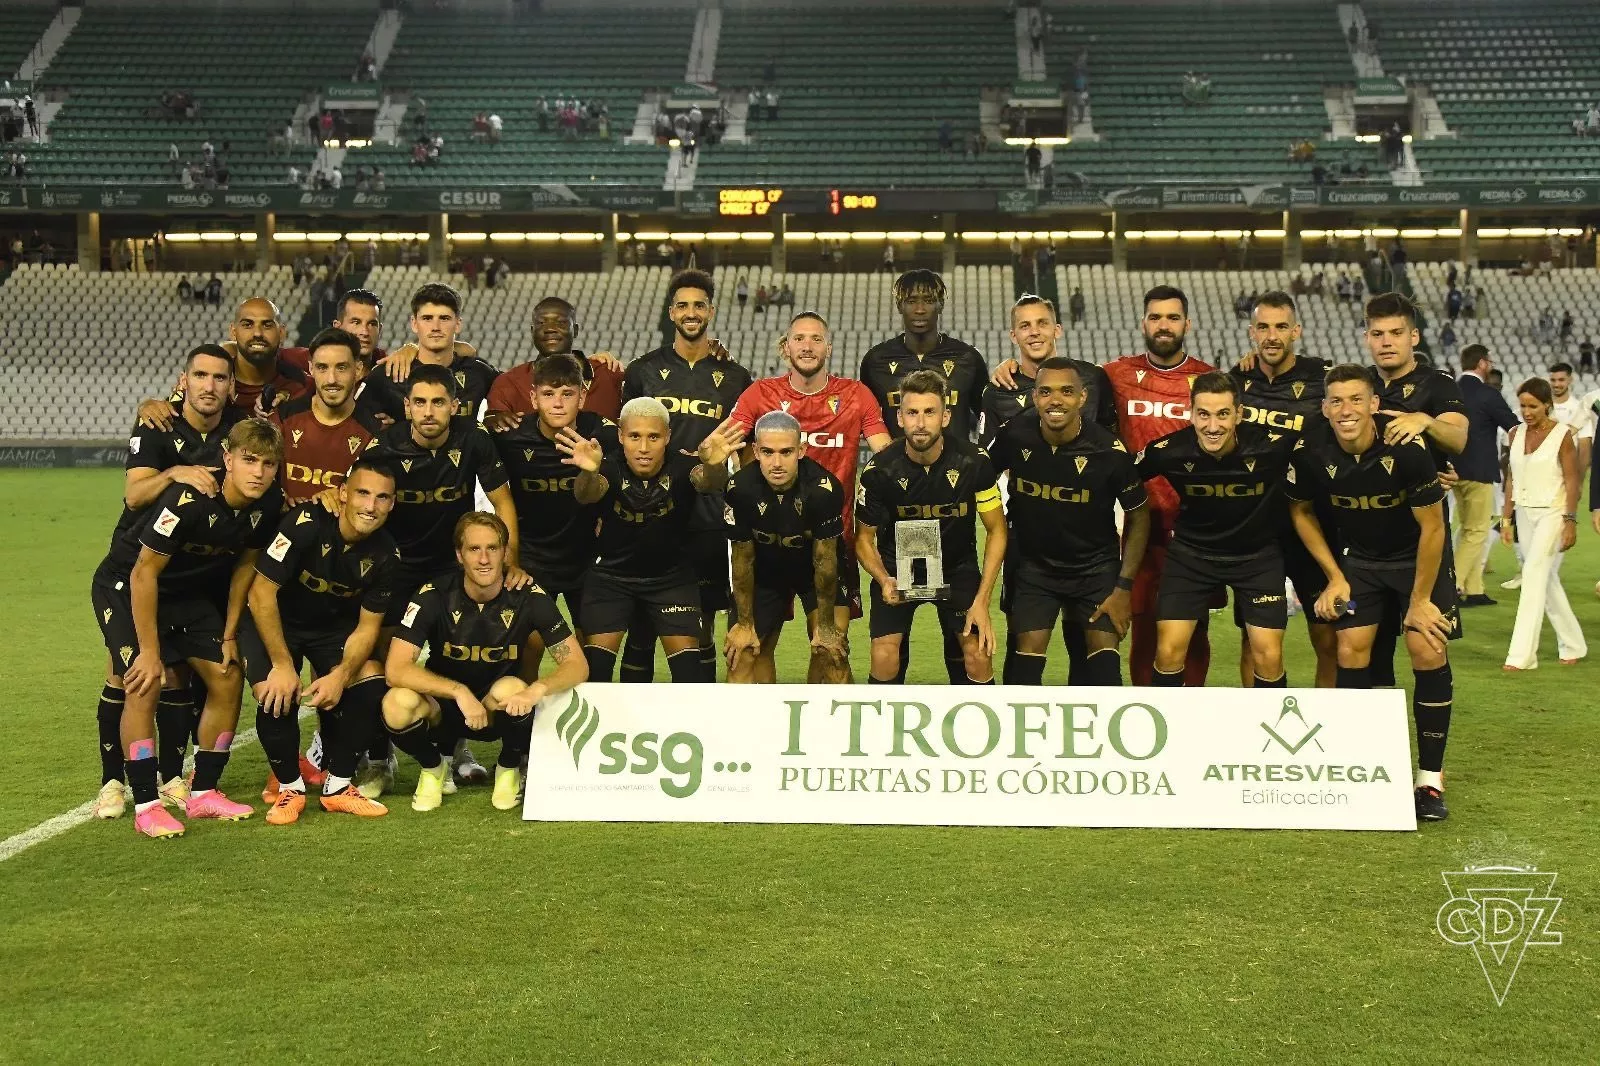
left=1455, top=345, right=1519, bottom=606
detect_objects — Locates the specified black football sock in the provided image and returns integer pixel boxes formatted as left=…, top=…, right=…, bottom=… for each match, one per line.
left=254, top=707, right=302, bottom=788
left=191, top=749, right=229, bottom=794
left=1003, top=650, right=1047, bottom=685
left=667, top=648, right=712, bottom=682
left=1062, top=624, right=1088, bottom=686
left=328, top=677, right=384, bottom=780
left=98, top=684, right=125, bottom=785
left=620, top=626, right=655, bottom=683
left=1084, top=647, right=1123, bottom=686
left=156, top=690, right=193, bottom=782
left=366, top=736, right=393, bottom=763
left=1253, top=672, right=1288, bottom=688
left=1335, top=665, right=1372, bottom=689
left=698, top=633, right=718, bottom=677
left=387, top=717, right=442, bottom=771
left=1151, top=667, right=1186, bottom=687
left=126, top=739, right=159, bottom=805
left=496, top=711, right=534, bottom=769
left=1413, top=664, right=1453, bottom=773
left=584, top=644, right=618, bottom=683
left=941, top=628, right=965, bottom=684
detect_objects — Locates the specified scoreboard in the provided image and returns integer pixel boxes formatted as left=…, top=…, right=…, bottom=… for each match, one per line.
left=715, top=188, right=990, bottom=216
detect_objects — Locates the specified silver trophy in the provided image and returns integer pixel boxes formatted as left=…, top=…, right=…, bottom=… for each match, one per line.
left=894, top=519, right=950, bottom=602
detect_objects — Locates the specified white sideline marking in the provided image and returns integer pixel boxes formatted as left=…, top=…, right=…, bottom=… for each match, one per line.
left=0, top=709, right=310, bottom=864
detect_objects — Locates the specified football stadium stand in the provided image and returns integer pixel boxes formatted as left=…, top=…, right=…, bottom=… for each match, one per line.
left=0, top=7, right=55, bottom=81
left=1367, top=0, right=1600, bottom=182
left=24, top=9, right=373, bottom=186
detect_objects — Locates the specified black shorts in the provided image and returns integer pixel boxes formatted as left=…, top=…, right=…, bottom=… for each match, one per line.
left=1339, top=557, right=1462, bottom=638
left=1233, top=534, right=1330, bottom=628
left=736, top=562, right=860, bottom=641
left=437, top=698, right=523, bottom=743
left=688, top=529, right=730, bottom=613
left=1006, top=558, right=1120, bottom=636
left=869, top=566, right=982, bottom=640
left=580, top=567, right=704, bottom=639
left=1159, top=543, right=1287, bottom=630
left=91, top=562, right=228, bottom=668
left=237, top=618, right=349, bottom=687
left=382, top=560, right=451, bottom=628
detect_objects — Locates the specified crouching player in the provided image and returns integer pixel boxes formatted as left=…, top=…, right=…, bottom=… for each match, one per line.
left=105, top=419, right=285, bottom=839
left=382, top=513, right=587, bottom=813
left=245, top=458, right=399, bottom=824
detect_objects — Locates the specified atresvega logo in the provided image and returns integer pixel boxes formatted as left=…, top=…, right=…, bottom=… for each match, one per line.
left=554, top=691, right=721, bottom=798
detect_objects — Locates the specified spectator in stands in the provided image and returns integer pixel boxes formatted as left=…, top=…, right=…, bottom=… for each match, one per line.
left=462, top=256, right=479, bottom=289
left=205, top=275, right=222, bottom=306
left=536, top=97, right=550, bottom=132
left=22, top=95, right=37, bottom=139
left=682, top=130, right=698, bottom=164
left=754, top=284, right=769, bottom=313
left=358, top=51, right=377, bottom=83
left=1309, top=271, right=1326, bottom=297
left=765, top=89, right=779, bottom=121
left=320, top=111, right=335, bottom=142
left=1440, top=320, right=1458, bottom=362
left=1560, top=311, right=1575, bottom=346
left=598, top=109, right=610, bottom=140
left=1069, top=287, right=1086, bottom=326
left=372, top=167, right=386, bottom=191
left=1389, top=239, right=1408, bottom=284
left=1350, top=275, right=1364, bottom=306
left=411, top=140, right=427, bottom=166
left=1579, top=338, right=1595, bottom=372
left=472, top=113, right=489, bottom=142
left=488, top=113, right=503, bottom=144
left=561, top=105, right=579, bottom=140
left=882, top=243, right=896, bottom=273
left=1446, top=284, right=1463, bottom=321
left=1537, top=308, right=1557, bottom=345
left=1024, top=144, right=1043, bottom=183
left=736, top=275, right=749, bottom=310
left=778, top=283, right=794, bottom=307
left=329, top=166, right=343, bottom=190
left=1233, top=292, right=1251, bottom=320
left=1462, top=285, right=1477, bottom=319
left=177, top=276, right=193, bottom=301
left=214, top=159, right=230, bottom=188
left=428, top=136, right=442, bottom=165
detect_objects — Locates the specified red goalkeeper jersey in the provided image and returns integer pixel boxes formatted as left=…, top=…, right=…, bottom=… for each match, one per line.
left=1104, top=352, right=1215, bottom=541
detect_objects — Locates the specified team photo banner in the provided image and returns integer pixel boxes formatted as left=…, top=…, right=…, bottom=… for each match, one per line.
left=524, top=684, right=1416, bottom=831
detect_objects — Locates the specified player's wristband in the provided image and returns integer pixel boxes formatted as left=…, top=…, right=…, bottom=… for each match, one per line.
left=1115, top=576, right=1134, bottom=591
left=1563, top=513, right=1577, bottom=522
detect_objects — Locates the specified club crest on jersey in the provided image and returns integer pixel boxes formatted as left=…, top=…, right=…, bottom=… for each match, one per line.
left=659, top=368, right=671, bottom=380
left=712, top=370, right=725, bottom=388
left=448, top=449, right=462, bottom=467
left=660, top=475, right=672, bottom=492
left=208, top=513, right=217, bottom=527
left=828, top=396, right=839, bottom=414
left=942, top=360, right=955, bottom=377
left=1186, top=376, right=1197, bottom=389
left=1402, top=384, right=1416, bottom=398
left=500, top=609, right=515, bottom=629
left=1291, top=382, right=1306, bottom=399
left=757, top=501, right=768, bottom=515
left=359, top=558, right=373, bottom=578
left=1021, top=449, right=1032, bottom=462
left=1074, top=456, right=1088, bottom=474
left=946, top=470, right=959, bottom=488
left=794, top=497, right=803, bottom=514
left=455, top=371, right=467, bottom=387
left=347, top=436, right=363, bottom=455
left=451, top=610, right=462, bottom=624
left=1381, top=456, right=1395, bottom=474
left=177, top=490, right=195, bottom=507
left=291, top=429, right=304, bottom=446
left=119, top=646, right=133, bottom=668
left=897, top=477, right=910, bottom=490
left=401, top=459, right=413, bottom=473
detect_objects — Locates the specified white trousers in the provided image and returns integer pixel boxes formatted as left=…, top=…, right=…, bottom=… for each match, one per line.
left=1504, top=506, right=1587, bottom=669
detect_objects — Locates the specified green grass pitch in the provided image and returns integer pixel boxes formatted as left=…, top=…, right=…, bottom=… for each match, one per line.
left=1, top=469, right=1595, bottom=1063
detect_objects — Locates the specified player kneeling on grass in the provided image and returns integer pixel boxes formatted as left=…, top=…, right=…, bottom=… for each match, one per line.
left=723, top=411, right=852, bottom=683
left=245, top=459, right=400, bottom=825
left=1136, top=372, right=1299, bottom=687
left=855, top=370, right=1007, bottom=685
left=1285, top=364, right=1458, bottom=822
left=117, top=420, right=285, bottom=839
left=555, top=397, right=746, bottom=683
left=382, top=512, right=587, bottom=812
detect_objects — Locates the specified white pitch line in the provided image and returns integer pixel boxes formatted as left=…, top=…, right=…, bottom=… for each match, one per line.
left=0, top=708, right=309, bottom=864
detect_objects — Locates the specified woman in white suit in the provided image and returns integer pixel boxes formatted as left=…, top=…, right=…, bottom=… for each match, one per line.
left=1502, top=377, right=1585, bottom=670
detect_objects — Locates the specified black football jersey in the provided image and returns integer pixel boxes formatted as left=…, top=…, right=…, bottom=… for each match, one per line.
left=1136, top=422, right=1294, bottom=559
left=621, top=346, right=752, bottom=533
left=988, top=412, right=1147, bottom=575
left=855, top=435, right=1001, bottom=576
left=108, top=406, right=247, bottom=548
left=1376, top=362, right=1466, bottom=472
left=394, top=578, right=572, bottom=696
left=367, top=417, right=509, bottom=570
left=254, top=504, right=400, bottom=632
left=591, top=452, right=703, bottom=579
left=493, top=411, right=618, bottom=581
left=723, top=456, right=845, bottom=581
left=360, top=354, right=502, bottom=423
left=977, top=360, right=1117, bottom=451
left=1286, top=418, right=1445, bottom=568
left=858, top=334, right=989, bottom=442
left=1231, top=355, right=1328, bottom=436
left=106, top=480, right=282, bottom=593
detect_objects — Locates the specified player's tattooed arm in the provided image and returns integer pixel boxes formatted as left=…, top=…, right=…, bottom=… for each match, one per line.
left=724, top=542, right=760, bottom=675
left=554, top=426, right=609, bottom=502
left=809, top=537, right=845, bottom=660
